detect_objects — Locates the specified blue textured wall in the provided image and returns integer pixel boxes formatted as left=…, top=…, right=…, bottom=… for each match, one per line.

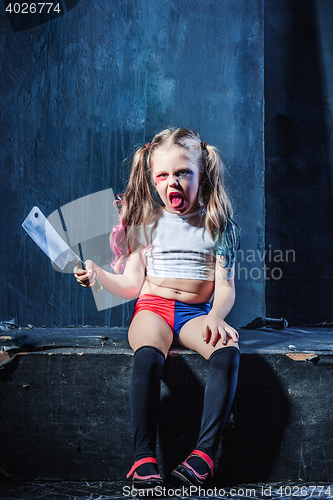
left=0, top=0, right=264, bottom=328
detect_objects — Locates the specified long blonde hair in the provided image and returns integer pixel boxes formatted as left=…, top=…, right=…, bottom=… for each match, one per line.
left=110, top=128, right=240, bottom=273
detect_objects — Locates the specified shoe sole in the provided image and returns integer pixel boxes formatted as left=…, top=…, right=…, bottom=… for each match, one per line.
left=171, top=469, right=197, bottom=487
left=132, top=477, right=163, bottom=490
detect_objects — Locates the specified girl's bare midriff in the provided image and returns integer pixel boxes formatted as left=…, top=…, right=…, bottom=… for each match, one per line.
left=140, top=276, right=215, bottom=303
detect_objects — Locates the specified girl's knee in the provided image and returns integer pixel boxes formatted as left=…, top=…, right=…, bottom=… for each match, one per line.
left=128, top=312, right=173, bottom=356
left=203, top=341, right=239, bottom=360
left=128, top=331, right=172, bottom=358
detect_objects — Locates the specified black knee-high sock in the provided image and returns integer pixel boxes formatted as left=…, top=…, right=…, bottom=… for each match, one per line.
left=189, top=346, right=240, bottom=472
left=130, top=346, right=165, bottom=464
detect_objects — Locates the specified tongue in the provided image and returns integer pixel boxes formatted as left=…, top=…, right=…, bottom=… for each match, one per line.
left=171, top=196, right=184, bottom=208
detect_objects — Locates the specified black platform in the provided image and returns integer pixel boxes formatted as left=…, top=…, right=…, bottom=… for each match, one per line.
left=1, top=325, right=333, bottom=485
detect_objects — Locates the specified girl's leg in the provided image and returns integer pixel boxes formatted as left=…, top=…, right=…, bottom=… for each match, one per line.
left=128, top=309, right=173, bottom=358
left=127, top=311, right=173, bottom=479
left=178, top=314, right=239, bottom=360
left=175, top=316, right=240, bottom=481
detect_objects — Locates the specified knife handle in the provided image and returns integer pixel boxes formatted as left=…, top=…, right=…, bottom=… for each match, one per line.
left=77, top=261, right=103, bottom=292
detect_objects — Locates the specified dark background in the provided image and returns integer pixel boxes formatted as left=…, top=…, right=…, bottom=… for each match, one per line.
left=265, top=0, right=333, bottom=326
left=0, top=0, right=332, bottom=329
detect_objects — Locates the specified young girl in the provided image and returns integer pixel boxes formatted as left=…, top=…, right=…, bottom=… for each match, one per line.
left=74, top=128, right=240, bottom=490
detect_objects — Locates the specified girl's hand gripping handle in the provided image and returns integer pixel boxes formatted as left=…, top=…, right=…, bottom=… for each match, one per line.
left=74, top=260, right=103, bottom=292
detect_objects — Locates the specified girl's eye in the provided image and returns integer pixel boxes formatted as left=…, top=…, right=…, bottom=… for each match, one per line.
left=178, top=170, right=191, bottom=177
left=158, top=174, right=168, bottom=178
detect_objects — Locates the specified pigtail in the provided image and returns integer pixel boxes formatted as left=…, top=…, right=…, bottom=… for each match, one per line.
left=202, top=145, right=240, bottom=274
left=122, top=146, right=154, bottom=229
left=110, top=146, right=155, bottom=273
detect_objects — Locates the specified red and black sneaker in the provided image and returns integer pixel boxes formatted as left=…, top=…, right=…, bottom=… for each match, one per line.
left=171, top=449, right=214, bottom=487
left=127, top=457, right=163, bottom=490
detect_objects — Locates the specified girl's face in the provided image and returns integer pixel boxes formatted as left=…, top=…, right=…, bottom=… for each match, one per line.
left=151, top=147, right=201, bottom=214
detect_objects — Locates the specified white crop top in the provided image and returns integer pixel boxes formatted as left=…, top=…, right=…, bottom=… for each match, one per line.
left=138, top=207, right=216, bottom=281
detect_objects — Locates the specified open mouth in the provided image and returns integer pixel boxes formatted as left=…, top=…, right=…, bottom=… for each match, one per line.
left=169, top=192, right=185, bottom=209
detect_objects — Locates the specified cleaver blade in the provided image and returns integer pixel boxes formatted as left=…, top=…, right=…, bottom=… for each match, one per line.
left=22, top=206, right=102, bottom=291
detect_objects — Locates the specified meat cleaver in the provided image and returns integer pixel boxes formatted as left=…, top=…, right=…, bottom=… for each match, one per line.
left=22, top=206, right=102, bottom=292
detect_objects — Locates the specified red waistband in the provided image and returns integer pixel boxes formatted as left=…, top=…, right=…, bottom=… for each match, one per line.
left=137, top=294, right=174, bottom=302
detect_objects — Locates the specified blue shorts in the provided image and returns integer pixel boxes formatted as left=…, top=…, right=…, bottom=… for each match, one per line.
left=132, top=294, right=211, bottom=346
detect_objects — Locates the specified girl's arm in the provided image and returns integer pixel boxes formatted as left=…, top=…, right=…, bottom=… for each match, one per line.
left=202, top=259, right=239, bottom=347
left=74, top=248, right=146, bottom=299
